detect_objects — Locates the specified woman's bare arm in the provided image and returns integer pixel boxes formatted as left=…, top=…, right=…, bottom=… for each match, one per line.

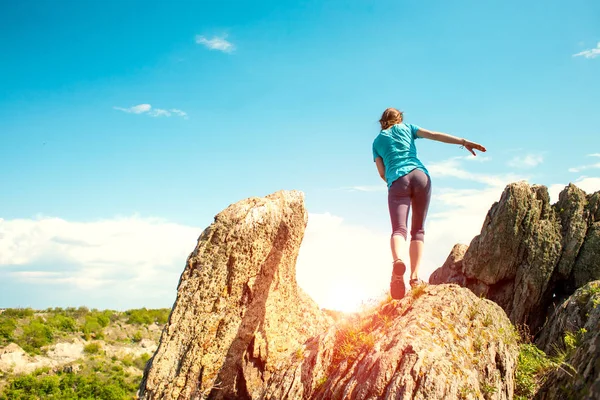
left=417, top=128, right=487, bottom=156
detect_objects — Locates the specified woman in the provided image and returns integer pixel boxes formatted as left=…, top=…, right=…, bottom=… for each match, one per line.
left=373, top=108, right=486, bottom=299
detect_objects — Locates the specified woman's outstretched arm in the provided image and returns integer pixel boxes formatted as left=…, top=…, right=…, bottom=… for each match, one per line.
left=417, top=128, right=487, bottom=156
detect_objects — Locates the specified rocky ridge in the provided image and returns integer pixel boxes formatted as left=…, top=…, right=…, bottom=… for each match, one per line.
left=430, top=181, right=600, bottom=400
left=140, top=190, right=523, bottom=400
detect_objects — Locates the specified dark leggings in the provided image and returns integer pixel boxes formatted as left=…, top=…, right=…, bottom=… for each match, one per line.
left=388, top=169, right=432, bottom=242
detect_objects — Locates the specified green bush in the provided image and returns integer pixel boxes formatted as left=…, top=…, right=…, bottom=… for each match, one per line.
left=47, top=314, right=78, bottom=333
left=134, top=353, right=151, bottom=370
left=82, top=315, right=105, bottom=340
left=0, top=316, right=17, bottom=343
left=131, top=331, right=143, bottom=343
left=83, top=342, right=102, bottom=354
left=0, top=365, right=138, bottom=400
left=515, top=344, right=557, bottom=399
left=2, top=308, right=34, bottom=318
left=17, top=318, right=53, bottom=354
left=125, top=308, right=170, bottom=325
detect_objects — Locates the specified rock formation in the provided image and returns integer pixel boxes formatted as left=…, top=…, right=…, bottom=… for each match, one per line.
left=139, top=191, right=332, bottom=400
left=430, top=182, right=600, bottom=333
left=140, top=190, right=521, bottom=400
left=263, top=284, right=518, bottom=400
left=534, top=280, right=600, bottom=400
left=430, top=181, right=600, bottom=399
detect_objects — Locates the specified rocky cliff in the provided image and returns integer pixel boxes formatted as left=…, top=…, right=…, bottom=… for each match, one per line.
left=430, top=181, right=600, bottom=400
left=139, top=191, right=331, bottom=400
left=140, top=190, right=522, bottom=400
left=430, top=182, right=600, bottom=332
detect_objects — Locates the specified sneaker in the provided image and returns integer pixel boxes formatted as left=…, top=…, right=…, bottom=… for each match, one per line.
left=390, top=260, right=406, bottom=300
left=409, top=278, right=426, bottom=288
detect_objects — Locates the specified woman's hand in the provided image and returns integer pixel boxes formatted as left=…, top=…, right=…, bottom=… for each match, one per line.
left=463, top=140, right=486, bottom=156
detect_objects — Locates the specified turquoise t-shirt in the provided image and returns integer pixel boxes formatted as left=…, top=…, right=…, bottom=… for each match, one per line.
left=372, top=123, right=430, bottom=188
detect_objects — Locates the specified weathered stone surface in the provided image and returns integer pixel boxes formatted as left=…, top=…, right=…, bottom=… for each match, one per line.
left=553, top=184, right=588, bottom=280
left=534, top=281, right=600, bottom=400
left=573, top=222, right=600, bottom=288
left=429, top=182, right=600, bottom=333
left=263, top=284, right=519, bottom=400
left=441, top=182, right=563, bottom=329
left=462, top=182, right=559, bottom=287
left=139, top=191, right=331, bottom=400
left=429, top=243, right=468, bottom=286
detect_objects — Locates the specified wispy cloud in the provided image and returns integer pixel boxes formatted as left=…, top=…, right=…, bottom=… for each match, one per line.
left=113, top=104, right=151, bottom=114
left=568, top=153, right=600, bottom=173
left=195, top=35, right=235, bottom=53
left=573, top=42, right=600, bottom=59
left=339, top=185, right=386, bottom=192
left=428, top=157, right=526, bottom=187
left=342, top=156, right=510, bottom=193
left=568, top=163, right=600, bottom=173
left=507, top=153, right=544, bottom=169
left=113, top=104, right=188, bottom=119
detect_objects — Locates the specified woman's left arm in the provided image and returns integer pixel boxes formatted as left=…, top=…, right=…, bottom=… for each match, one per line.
left=375, top=157, right=386, bottom=182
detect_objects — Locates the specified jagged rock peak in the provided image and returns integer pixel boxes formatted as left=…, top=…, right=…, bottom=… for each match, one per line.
left=431, top=181, right=600, bottom=332
left=139, top=190, right=332, bottom=400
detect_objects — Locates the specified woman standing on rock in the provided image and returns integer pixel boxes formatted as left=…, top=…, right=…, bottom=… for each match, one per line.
left=373, top=108, right=486, bottom=299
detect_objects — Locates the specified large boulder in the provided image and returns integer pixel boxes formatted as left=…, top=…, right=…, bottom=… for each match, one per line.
left=263, top=284, right=519, bottom=400
left=139, top=191, right=331, bottom=400
left=534, top=281, right=600, bottom=400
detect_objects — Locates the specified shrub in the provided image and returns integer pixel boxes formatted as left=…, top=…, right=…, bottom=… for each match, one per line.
left=18, top=318, right=53, bottom=354
left=131, top=331, right=143, bottom=343
left=0, top=317, right=17, bottom=343
left=134, top=353, right=151, bottom=370
left=2, top=308, right=34, bottom=318
left=0, top=363, right=139, bottom=400
left=125, top=308, right=170, bottom=325
left=84, top=342, right=102, bottom=354
left=515, top=344, right=557, bottom=399
left=82, top=315, right=105, bottom=339
left=47, top=314, right=78, bottom=333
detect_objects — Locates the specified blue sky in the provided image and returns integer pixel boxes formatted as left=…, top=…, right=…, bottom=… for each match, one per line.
left=1, top=0, right=599, bottom=311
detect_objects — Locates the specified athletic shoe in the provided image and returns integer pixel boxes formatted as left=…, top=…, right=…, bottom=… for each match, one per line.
left=409, top=278, right=426, bottom=288
left=390, top=260, right=406, bottom=300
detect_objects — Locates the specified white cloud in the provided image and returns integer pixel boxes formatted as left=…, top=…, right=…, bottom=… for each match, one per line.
left=195, top=35, right=235, bottom=53
left=507, top=153, right=544, bottom=169
left=573, top=42, right=600, bottom=59
left=340, top=185, right=386, bottom=192
left=148, top=108, right=171, bottom=117
left=462, top=155, right=491, bottom=162
left=0, top=216, right=200, bottom=307
left=169, top=109, right=188, bottom=118
left=113, top=104, right=188, bottom=118
left=548, top=176, right=600, bottom=203
left=428, top=157, right=525, bottom=186
left=568, top=162, right=600, bottom=173
left=113, top=104, right=151, bottom=114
